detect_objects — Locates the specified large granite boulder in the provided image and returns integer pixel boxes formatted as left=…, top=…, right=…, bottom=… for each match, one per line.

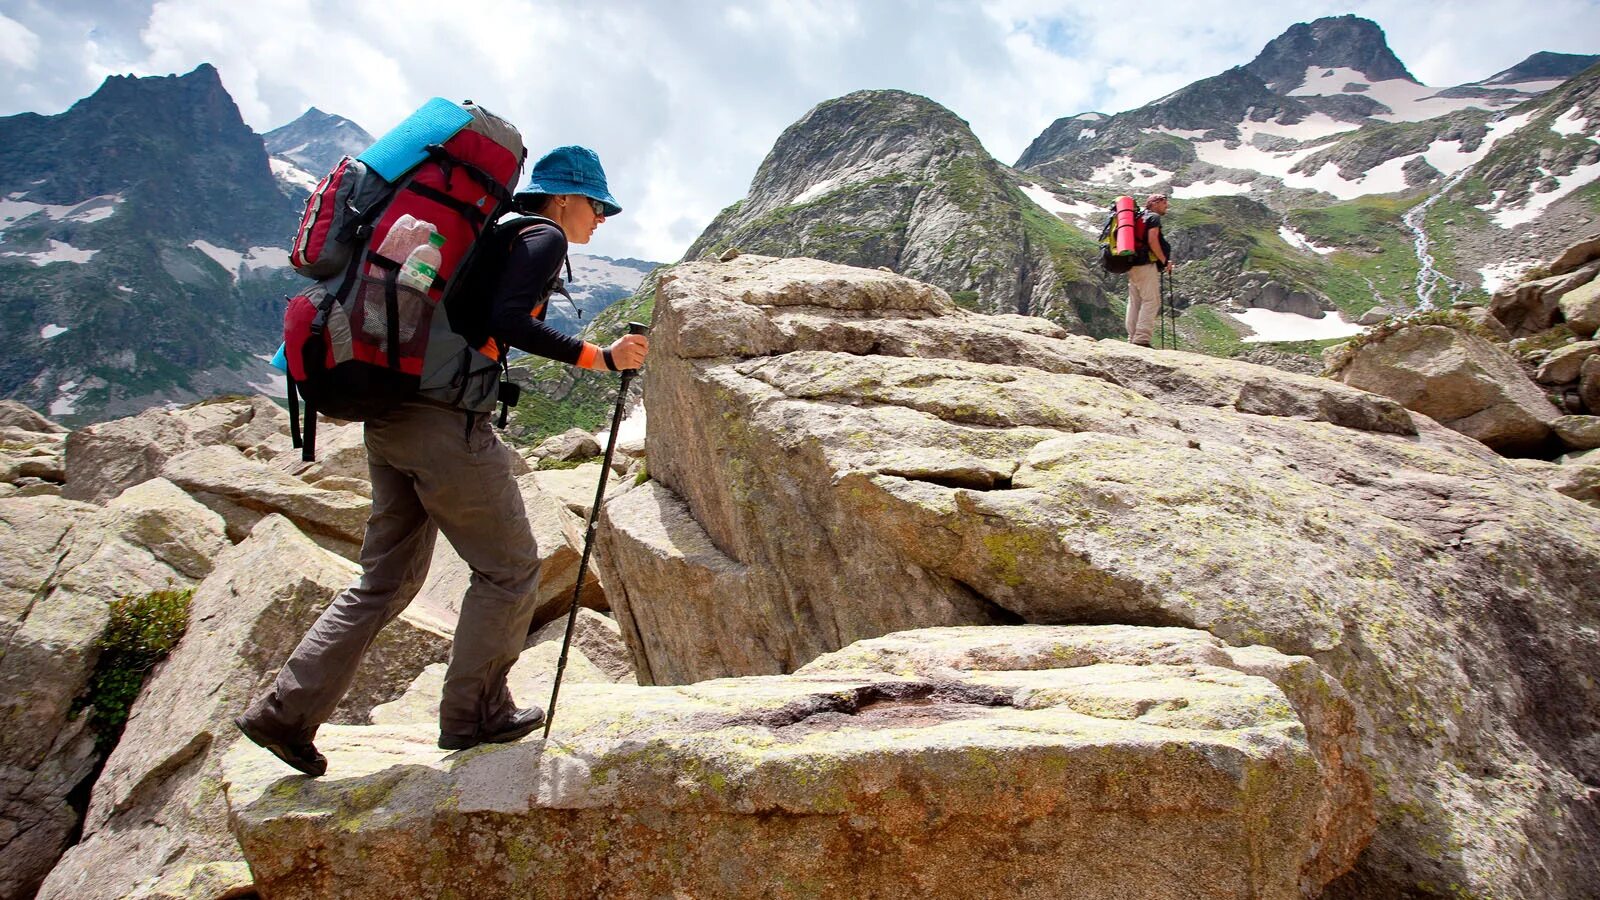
left=0, top=481, right=228, bottom=900
left=596, top=255, right=1600, bottom=899
left=0, top=400, right=67, bottom=434
left=37, top=515, right=450, bottom=900
left=63, top=397, right=291, bottom=503
left=531, top=427, right=602, bottom=464
left=282, top=421, right=370, bottom=489
left=1489, top=258, right=1600, bottom=338
left=1534, top=340, right=1600, bottom=385
left=1331, top=323, right=1561, bottom=455
left=223, top=625, right=1372, bottom=900
left=161, top=444, right=370, bottom=558
left=0, top=422, right=66, bottom=490
left=1559, top=278, right=1600, bottom=339
left=1546, top=232, right=1600, bottom=278
left=530, top=462, right=629, bottom=518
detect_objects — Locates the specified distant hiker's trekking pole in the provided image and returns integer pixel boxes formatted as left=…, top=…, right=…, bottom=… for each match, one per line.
left=544, top=321, right=650, bottom=740
left=1164, top=264, right=1177, bottom=349
left=1161, top=266, right=1178, bottom=350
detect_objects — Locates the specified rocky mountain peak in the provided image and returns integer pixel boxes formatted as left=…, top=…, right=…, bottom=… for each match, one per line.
left=263, top=106, right=374, bottom=174
left=734, top=89, right=983, bottom=223
left=1482, top=51, right=1600, bottom=85
left=682, top=88, right=1117, bottom=336
left=0, top=63, right=286, bottom=243
left=1245, top=15, right=1416, bottom=93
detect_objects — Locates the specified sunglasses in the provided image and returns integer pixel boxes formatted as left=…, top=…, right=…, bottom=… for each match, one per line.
left=586, top=198, right=606, bottom=217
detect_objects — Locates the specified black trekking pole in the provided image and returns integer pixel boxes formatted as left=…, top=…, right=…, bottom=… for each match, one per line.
left=543, top=321, right=649, bottom=740
left=1158, top=267, right=1170, bottom=350
left=1162, top=266, right=1177, bottom=350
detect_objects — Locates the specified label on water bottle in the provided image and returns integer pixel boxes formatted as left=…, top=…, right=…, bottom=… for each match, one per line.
left=399, top=258, right=438, bottom=293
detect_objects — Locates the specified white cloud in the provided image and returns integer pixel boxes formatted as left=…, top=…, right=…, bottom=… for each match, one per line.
left=2, top=0, right=1599, bottom=264
left=0, top=12, right=40, bottom=69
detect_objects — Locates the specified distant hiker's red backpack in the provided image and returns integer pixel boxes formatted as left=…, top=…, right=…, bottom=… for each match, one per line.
left=1098, top=195, right=1149, bottom=274
left=282, top=98, right=525, bottom=460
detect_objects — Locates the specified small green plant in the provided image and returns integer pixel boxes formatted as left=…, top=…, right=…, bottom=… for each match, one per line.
left=81, top=587, right=194, bottom=750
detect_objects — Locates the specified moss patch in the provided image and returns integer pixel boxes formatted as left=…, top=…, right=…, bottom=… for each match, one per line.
left=78, top=587, right=194, bottom=750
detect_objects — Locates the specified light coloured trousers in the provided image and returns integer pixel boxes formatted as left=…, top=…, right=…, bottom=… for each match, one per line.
left=246, top=401, right=540, bottom=742
left=1126, top=264, right=1162, bottom=345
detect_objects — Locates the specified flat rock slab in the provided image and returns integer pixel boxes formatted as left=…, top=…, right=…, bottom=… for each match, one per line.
left=223, top=625, right=1370, bottom=900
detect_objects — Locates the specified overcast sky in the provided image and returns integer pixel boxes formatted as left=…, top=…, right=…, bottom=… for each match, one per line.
left=2, top=1, right=1597, bottom=262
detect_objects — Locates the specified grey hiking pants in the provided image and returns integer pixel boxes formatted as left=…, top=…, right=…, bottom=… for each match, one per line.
left=246, top=400, right=540, bottom=742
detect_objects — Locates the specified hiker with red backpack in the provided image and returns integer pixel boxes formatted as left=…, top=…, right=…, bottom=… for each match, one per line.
left=236, top=108, right=647, bottom=775
left=1125, top=193, right=1173, bottom=348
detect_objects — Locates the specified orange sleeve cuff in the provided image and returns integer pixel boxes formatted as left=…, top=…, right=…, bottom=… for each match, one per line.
left=576, top=342, right=604, bottom=370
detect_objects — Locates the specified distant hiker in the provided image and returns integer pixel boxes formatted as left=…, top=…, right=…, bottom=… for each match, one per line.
left=236, top=145, right=648, bottom=776
left=1125, top=193, right=1172, bottom=348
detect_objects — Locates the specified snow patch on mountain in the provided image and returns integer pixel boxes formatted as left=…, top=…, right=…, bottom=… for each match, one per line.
left=1020, top=185, right=1104, bottom=224
left=1293, top=159, right=1411, bottom=198
left=1551, top=106, right=1597, bottom=140
left=1172, top=180, right=1254, bottom=198
left=1287, top=66, right=1518, bottom=122
left=1240, top=111, right=1360, bottom=143
left=0, top=193, right=122, bottom=228
left=2, top=240, right=99, bottom=265
left=190, top=240, right=245, bottom=274
left=1193, top=140, right=1321, bottom=179
left=1479, top=259, right=1539, bottom=293
left=1278, top=225, right=1337, bottom=254
left=243, top=246, right=289, bottom=271
left=1420, top=111, right=1536, bottom=175
left=1481, top=160, right=1600, bottom=228
left=1231, top=307, right=1365, bottom=342
left=569, top=254, right=652, bottom=291
left=1089, top=156, right=1172, bottom=187
left=51, top=380, right=83, bottom=416
left=270, top=157, right=322, bottom=192
left=1502, top=79, right=1568, bottom=93
left=187, top=241, right=289, bottom=279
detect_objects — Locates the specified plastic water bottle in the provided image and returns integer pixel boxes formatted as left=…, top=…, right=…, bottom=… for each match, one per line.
left=398, top=231, right=444, bottom=293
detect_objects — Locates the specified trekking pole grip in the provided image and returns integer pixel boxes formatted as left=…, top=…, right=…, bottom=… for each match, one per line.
left=620, top=321, right=649, bottom=380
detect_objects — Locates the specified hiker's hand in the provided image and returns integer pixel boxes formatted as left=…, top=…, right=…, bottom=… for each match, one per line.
left=609, top=334, right=649, bottom=371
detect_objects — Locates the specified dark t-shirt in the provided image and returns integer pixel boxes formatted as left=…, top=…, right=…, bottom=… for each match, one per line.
left=1141, top=211, right=1172, bottom=264
left=487, top=224, right=587, bottom=364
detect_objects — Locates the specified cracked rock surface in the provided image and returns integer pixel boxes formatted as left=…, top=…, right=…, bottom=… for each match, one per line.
left=597, top=255, right=1600, bottom=899
left=224, top=625, right=1367, bottom=900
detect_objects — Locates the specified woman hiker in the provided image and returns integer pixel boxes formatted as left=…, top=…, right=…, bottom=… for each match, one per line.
left=235, top=146, right=649, bottom=775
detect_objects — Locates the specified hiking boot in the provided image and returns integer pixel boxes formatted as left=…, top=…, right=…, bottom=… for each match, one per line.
left=438, top=706, right=546, bottom=751
left=233, top=715, right=327, bottom=777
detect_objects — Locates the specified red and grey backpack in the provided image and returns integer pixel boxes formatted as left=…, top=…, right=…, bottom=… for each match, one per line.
left=1097, top=195, right=1149, bottom=274
left=282, top=98, right=526, bottom=460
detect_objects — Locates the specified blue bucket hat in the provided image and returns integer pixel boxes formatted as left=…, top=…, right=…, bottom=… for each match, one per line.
left=518, top=145, right=621, bottom=217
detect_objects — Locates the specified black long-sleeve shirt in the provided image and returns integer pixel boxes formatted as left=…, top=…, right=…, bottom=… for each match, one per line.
left=488, top=223, right=589, bottom=364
